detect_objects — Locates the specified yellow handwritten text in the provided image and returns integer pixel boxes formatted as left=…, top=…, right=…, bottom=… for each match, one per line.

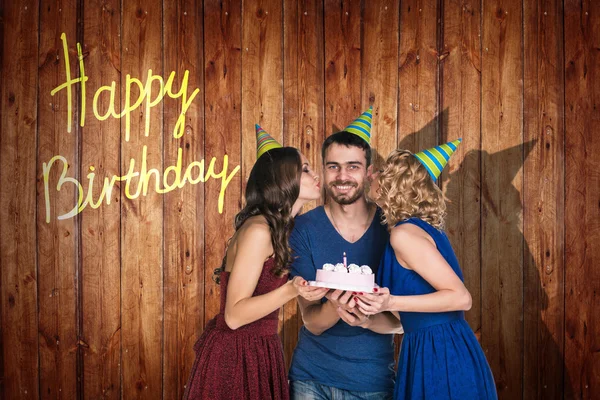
left=42, top=149, right=240, bottom=222
left=51, top=33, right=200, bottom=141
left=50, top=33, right=88, bottom=133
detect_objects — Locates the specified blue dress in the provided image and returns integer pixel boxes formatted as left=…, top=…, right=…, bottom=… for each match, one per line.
left=377, top=218, right=497, bottom=400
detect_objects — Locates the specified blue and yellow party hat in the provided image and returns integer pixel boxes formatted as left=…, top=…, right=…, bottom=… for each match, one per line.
left=414, top=139, right=462, bottom=181
left=343, top=106, right=373, bottom=145
left=256, top=124, right=283, bottom=158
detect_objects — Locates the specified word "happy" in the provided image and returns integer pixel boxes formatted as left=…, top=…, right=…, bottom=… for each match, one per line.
left=50, top=33, right=199, bottom=141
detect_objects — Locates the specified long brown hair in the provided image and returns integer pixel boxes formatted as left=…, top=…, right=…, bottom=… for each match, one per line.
left=214, top=147, right=302, bottom=282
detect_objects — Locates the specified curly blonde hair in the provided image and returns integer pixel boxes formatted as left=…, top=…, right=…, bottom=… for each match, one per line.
left=378, top=149, right=446, bottom=229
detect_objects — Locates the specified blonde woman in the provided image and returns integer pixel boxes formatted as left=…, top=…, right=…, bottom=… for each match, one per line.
left=356, top=142, right=497, bottom=400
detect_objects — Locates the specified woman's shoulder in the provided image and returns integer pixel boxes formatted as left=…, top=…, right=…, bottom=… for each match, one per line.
left=390, top=220, right=426, bottom=238
left=236, top=215, right=271, bottom=243
left=394, top=217, right=444, bottom=233
left=239, top=214, right=269, bottom=230
left=226, top=216, right=273, bottom=266
left=390, top=219, right=436, bottom=250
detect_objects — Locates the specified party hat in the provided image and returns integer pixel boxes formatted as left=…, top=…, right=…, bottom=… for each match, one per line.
left=343, top=106, right=373, bottom=145
left=414, top=139, right=462, bottom=181
left=255, top=124, right=282, bottom=158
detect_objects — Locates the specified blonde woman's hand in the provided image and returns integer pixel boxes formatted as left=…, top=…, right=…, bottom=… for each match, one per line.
left=293, top=276, right=329, bottom=302
left=355, top=287, right=391, bottom=316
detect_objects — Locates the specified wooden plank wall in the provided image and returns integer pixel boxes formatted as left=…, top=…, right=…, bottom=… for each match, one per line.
left=283, top=0, right=325, bottom=364
left=162, top=1, right=205, bottom=398
left=481, top=0, right=524, bottom=397
left=2, top=0, right=40, bottom=398
left=1, top=1, right=599, bottom=399
left=523, top=0, right=565, bottom=398
left=564, top=1, right=600, bottom=398
left=80, top=0, right=122, bottom=398
left=37, top=1, right=79, bottom=399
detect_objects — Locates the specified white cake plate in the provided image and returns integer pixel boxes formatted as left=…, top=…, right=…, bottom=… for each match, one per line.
left=307, top=281, right=377, bottom=294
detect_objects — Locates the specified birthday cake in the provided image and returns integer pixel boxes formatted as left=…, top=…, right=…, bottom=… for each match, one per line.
left=309, top=253, right=376, bottom=293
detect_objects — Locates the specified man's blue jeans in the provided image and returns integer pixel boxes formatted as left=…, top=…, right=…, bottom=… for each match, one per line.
left=290, top=380, right=393, bottom=400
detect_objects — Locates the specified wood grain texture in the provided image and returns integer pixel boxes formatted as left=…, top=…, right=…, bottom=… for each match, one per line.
left=241, top=0, right=283, bottom=172
left=36, top=0, right=79, bottom=398
left=564, top=0, right=600, bottom=398
left=282, top=0, right=324, bottom=370
left=0, top=0, right=4, bottom=391
left=80, top=0, right=122, bottom=398
left=523, top=0, right=566, bottom=398
left=440, top=0, right=482, bottom=342
left=398, top=0, right=440, bottom=151
left=162, top=1, right=205, bottom=398
left=362, top=0, right=399, bottom=162
left=120, top=0, right=164, bottom=398
left=1, top=1, right=600, bottom=398
left=241, top=0, right=284, bottom=336
left=361, top=0, right=401, bottom=362
left=481, top=0, right=524, bottom=397
left=324, top=0, right=361, bottom=133
left=0, top=0, right=40, bottom=398
left=203, top=0, right=242, bottom=326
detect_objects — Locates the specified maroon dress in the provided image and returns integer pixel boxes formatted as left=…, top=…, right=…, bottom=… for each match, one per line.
left=183, top=258, right=290, bottom=400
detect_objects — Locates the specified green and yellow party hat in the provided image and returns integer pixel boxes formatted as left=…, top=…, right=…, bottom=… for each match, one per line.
left=255, top=124, right=282, bottom=158
left=343, top=106, right=373, bottom=145
left=414, top=139, right=462, bottom=181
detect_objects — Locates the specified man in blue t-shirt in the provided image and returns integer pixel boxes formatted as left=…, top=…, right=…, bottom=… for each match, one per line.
left=289, top=131, right=403, bottom=399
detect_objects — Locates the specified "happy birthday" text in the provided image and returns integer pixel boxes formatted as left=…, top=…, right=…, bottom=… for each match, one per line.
left=42, top=33, right=240, bottom=221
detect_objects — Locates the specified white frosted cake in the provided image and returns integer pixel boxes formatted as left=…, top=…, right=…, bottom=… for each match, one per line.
left=311, top=261, right=375, bottom=292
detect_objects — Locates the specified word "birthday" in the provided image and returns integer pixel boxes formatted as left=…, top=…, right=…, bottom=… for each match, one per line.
left=43, top=147, right=239, bottom=222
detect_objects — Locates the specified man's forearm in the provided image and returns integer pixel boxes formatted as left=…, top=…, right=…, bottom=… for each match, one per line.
left=362, top=311, right=403, bottom=334
left=301, top=300, right=341, bottom=335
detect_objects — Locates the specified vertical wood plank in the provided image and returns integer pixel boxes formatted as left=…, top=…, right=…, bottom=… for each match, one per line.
left=398, top=0, right=440, bottom=150
left=0, top=0, right=40, bottom=398
left=203, top=0, right=243, bottom=324
left=282, top=0, right=324, bottom=370
left=162, top=1, right=205, bottom=398
left=440, top=0, right=482, bottom=341
left=481, top=0, right=524, bottom=397
left=362, top=0, right=401, bottom=361
left=36, top=0, right=79, bottom=398
left=120, top=1, right=164, bottom=398
left=324, top=0, right=361, bottom=133
left=0, top=0, right=4, bottom=391
left=362, top=0, right=399, bottom=161
left=565, top=0, right=600, bottom=398
left=283, top=0, right=325, bottom=161
left=241, top=0, right=284, bottom=336
left=241, top=0, right=283, bottom=175
left=395, top=14, right=441, bottom=369
left=523, top=0, right=566, bottom=398
left=80, top=0, right=122, bottom=398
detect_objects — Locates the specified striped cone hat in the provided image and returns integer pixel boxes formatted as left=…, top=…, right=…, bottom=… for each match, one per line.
left=343, top=106, right=373, bottom=145
left=414, top=139, right=462, bottom=181
left=255, top=124, right=282, bottom=159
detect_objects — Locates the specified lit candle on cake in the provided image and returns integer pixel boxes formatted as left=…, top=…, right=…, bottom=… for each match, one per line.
left=343, top=252, right=347, bottom=268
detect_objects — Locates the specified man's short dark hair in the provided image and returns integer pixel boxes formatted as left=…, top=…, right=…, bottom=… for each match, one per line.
left=322, top=131, right=372, bottom=167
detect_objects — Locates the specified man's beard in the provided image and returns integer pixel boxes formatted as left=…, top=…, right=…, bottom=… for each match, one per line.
left=325, top=180, right=365, bottom=205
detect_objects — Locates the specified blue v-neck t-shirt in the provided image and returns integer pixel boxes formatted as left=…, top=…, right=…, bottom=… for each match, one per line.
left=288, top=206, right=395, bottom=392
